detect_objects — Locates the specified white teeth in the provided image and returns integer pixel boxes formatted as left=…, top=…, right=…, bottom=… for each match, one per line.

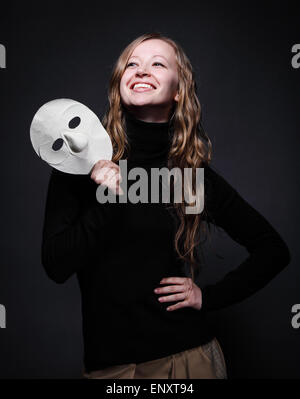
left=133, top=83, right=154, bottom=90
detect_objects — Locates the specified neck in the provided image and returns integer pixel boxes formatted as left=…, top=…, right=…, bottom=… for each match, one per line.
left=124, top=105, right=173, bottom=123
left=123, top=109, right=174, bottom=167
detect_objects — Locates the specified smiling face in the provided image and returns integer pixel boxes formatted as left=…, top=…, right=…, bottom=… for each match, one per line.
left=120, top=39, right=179, bottom=122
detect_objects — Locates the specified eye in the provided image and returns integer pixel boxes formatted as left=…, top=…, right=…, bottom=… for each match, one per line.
left=126, top=62, right=136, bottom=68
left=153, top=62, right=164, bottom=67
left=68, top=116, right=81, bottom=129
left=52, top=138, right=64, bottom=151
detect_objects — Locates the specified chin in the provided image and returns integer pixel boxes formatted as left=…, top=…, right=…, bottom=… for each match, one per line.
left=128, top=100, right=156, bottom=108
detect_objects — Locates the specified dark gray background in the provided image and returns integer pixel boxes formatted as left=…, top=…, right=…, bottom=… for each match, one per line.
left=0, top=0, right=299, bottom=378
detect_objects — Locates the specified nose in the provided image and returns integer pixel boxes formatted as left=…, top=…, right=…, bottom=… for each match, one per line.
left=62, top=131, right=88, bottom=153
left=136, top=65, right=150, bottom=76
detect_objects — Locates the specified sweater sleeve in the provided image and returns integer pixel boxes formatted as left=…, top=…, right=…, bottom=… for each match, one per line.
left=41, top=168, right=106, bottom=284
left=200, top=165, right=291, bottom=311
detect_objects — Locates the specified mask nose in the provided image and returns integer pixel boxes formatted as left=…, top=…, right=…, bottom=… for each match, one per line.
left=62, top=131, right=88, bottom=153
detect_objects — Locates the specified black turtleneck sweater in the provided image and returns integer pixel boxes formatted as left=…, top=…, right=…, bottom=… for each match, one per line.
left=41, top=110, right=291, bottom=373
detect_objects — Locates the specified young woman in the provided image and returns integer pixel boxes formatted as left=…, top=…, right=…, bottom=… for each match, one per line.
left=42, top=32, right=291, bottom=379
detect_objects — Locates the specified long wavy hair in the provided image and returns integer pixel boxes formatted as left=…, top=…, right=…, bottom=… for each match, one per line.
left=101, top=32, right=213, bottom=281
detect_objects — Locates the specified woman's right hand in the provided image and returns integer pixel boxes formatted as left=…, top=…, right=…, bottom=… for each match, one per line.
left=90, top=160, right=124, bottom=195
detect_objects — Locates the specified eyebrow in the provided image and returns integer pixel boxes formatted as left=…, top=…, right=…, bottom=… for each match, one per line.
left=129, top=55, right=169, bottom=62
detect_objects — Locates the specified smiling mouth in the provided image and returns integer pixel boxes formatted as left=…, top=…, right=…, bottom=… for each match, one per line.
left=132, top=87, right=155, bottom=92
left=130, top=83, right=157, bottom=92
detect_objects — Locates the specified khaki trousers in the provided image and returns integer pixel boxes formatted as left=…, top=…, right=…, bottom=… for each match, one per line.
left=83, top=337, right=227, bottom=379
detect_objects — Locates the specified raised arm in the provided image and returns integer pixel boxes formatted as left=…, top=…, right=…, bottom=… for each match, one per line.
left=200, top=165, right=291, bottom=311
left=41, top=169, right=106, bottom=284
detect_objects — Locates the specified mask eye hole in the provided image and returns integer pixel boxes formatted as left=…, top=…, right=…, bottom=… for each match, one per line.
left=52, top=138, right=64, bottom=151
left=68, top=116, right=81, bottom=129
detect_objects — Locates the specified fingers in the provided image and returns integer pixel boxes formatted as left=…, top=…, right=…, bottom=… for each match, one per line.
left=165, top=301, right=189, bottom=311
left=90, top=160, right=120, bottom=181
left=157, top=277, right=192, bottom=294
left=154, top=284, right=183, bottom=295
left=157, top=292, right=187, bottom=303
left=154, top=277, right=201, bottom=311
left=91, top=164, right=119, bottom=184
left=92, top=159, right=119, bottom=173
left=90, top=160, right=123, bottom=195
left=105, top=169, right=124, bottom=195
left=154, top=284, right=187, bottom=309
left=159, top=277, right=188, bottom=285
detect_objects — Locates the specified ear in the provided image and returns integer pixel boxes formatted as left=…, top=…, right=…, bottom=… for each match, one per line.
left=174, top=92, right=179, bottom=102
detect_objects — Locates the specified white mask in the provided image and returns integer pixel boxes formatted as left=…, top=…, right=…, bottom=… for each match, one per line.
left=30, top=98, right=113, bottom=174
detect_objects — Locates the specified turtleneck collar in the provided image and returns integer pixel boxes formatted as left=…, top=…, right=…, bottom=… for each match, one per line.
left=123, top=109, right=174, bottom=167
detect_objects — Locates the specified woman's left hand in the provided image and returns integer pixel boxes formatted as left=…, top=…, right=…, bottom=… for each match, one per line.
left=154, top=277, right=202, bottom=311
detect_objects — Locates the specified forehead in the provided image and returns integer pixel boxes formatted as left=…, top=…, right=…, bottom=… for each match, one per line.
left=130, top=39, right=176, bottom=61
